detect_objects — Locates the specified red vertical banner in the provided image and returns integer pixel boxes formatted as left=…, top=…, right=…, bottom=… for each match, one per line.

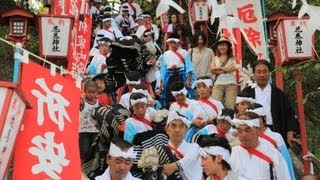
left=13, top=61, right=81, bottom=179
left=52, top=0, right=92, bottom=75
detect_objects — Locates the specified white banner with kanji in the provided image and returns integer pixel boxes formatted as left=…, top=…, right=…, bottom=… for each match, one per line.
left=13, top=61, right=81, bottom=179
left=194, top=2, right=208, bottom=22
left=39, top=16, right=72, bottom=57
left=225, top=0, right=267, bottom=59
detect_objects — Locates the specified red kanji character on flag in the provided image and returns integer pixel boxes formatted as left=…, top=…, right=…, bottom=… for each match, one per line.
left=290, top=20, right=296, bottom=27
left=237, top=4, right=257, bottom=23
left=244, top=27, right=261, bottom=47
left=58, top=19, right=65, bottom=26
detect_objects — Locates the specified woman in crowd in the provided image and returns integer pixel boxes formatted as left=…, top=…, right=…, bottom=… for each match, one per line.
left=210, top=37, right=237, bottom=109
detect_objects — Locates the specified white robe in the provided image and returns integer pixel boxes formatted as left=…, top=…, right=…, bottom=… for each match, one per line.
left=230, top=140, right=291, bottom=180
left=169, top=98, right=197, bottom=121
left=95, top=167, right=140, bottom=180
left=115, top=15, right=136, bottom=29
left=135, top=24, right=159, bottom=41
left=206, top=170, right=240, bottom=180
left=189, top=98, right=224, bottom=121
left=120, top=2, right=142, bottom=17
left=88, top=53, right=109, bottom=74
left=168, top=140, right=203, bottom=180
left=197, top=124, right=236, bottom=141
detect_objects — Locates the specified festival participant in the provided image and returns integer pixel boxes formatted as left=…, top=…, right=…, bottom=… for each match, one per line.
left=234, top=93, right=255, bottom=115
left=161, top=111, right=203, bottom=180
left=124, top=92, right=155, bottom=143
left=160, top=33, right=195, bottom=109
left=250, top=103, right=296, bottom=180
left=230, top=111, right=291, bottom=179
left=92, top=16, right=123, bottom=48
left=240, top=59, right=300, bottom=146
left=115, top=5, right=135, bottom=34
left=95, top=138, right=139, bottom=180
left=169, top=81, right=196, bottom=121
left=210, top=36, right=238, bottom=109
left=92, top=74, right=113, bottom=106
left=120, top=0, right=142, bottom=19
left=116, top=71, right=155, bottom=104
left=87, top=37, right=111, bottom=75
left=199, top=135, right=239, bottom=180
left=164, top=14, right=180, bottom=43
left=79, top=80, right=100, bottom=164
left=119, top=84, right=156, bottom=109
left=135, top=12, right=159, bottom=41
left=197, top=108, right=236, bottom=141
left=188, top=31, right=214, bottom=79
left=189, top=76, right=224, bottom=129
left=90, top=0, right=103, bottom=16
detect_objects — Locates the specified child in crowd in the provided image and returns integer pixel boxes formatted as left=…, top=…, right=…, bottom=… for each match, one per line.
left=79, top=80, right=100, bottom=164
left=124, top=92, right=155, bottom=143
left=190, top=76, right=224, bottom=128
left=197, top=108, right=236, bottom=141
left=234, top=93, right=255, bottom=115
left=92, top=74, right=113, bottom=106
left=87, top=37, right=111, bottom=75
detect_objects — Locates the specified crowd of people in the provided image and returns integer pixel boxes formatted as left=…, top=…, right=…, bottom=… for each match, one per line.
left=79, top=0, right=306, bottom=179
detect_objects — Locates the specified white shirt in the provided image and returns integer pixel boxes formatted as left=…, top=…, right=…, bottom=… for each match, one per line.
left=162, top=48, right=189, bottom=69
left=95, top=167, right=140, bottom=180
left=115, top=15, right=136, bottom=29
left=120, top=2, right=142, bottom=17
left=230, top=140, right=290, bottom=180
left=189, top=98, right=224, bottom=121
left=89, top=53, right=109, bottom=74
left=197, top=124, right=236, bottom=141
left=168, top=140, right=203, bottom=180
left=135, top=24, right=159, bottom=41
left=255, top=83, right=273, bottom=125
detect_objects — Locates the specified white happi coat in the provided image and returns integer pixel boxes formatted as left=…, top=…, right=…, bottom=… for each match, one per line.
left=169, top=98, right=196, bottom=120
left=120, top=2, right=142, bottom=17
left=89, top=53, right=109, bottom=74
left=95, top=167, right=140, bottom=180
left=197, top=124, right=236, bottom=141
left=135, top=24, right=159, bottom=41
left=168, top=140, right=203, bottom=180
left=124, top=107, right=155, bottom=143
left=115, top=15, right=136, bottom=29
left=93, top=27, right=123, bottom=46
left=161, top=48, right=188, bottom=70
left=230, top=140, right=291, bottom=180
left=189, top=98, right=224, bottom=121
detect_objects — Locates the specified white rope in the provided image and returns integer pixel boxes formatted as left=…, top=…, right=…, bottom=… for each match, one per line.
left=0, top=37, right=81, bottom=79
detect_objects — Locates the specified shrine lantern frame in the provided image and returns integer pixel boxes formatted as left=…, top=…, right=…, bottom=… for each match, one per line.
left=268, top=14, right=315, bottom=66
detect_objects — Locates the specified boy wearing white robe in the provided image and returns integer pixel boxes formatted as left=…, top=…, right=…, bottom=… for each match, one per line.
left=230, top=111, right=291, bottom=180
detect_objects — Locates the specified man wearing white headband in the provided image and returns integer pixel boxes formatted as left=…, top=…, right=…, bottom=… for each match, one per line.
left=161, top=111, right=202, bottom=180
left=120, top=0, right=142, bottom=19
left=196, top=108, right=236, bottom=142
left=87, top=37, right=111, bottom=75
left=95, top=139, right=139, bottom=180
left=160, top=33, right=195, bottom=109
left=230, top=111, right=290, bottom=180
left=250, top=103, right=296, bottom=180
left=189, top=76, right=224, bottom=130
left=199, top=135, right=239, bottom=180
left=169, top=82, right=196, bottom=120
left=135, top=12, right=159, bottom=41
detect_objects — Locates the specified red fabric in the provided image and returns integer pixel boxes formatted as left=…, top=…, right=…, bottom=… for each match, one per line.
left=14, top=61, right=81, bottom=179
left=178, top=102, right=189, bottom=108
left=128, top=2, right=136, bottom=14
left=216, top=126, right=227, bottom=139
left=167, top=144, right=184, bottom=159
left=96, top=94, right=111, bottom=106
left=132, top=114, right=153, bottom=128
left=240, top=144, right=274, bottom=167
left=259, top=132, right=278, bottom=149
left=144, top=24, right=151, bottom=30
left=198, top=98, right=218, bottom=114
left=171, top=50, right=185, bottom=64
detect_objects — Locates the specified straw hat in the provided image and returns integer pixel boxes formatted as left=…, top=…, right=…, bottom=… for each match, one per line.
left=216, top=36, right=232, bottom=47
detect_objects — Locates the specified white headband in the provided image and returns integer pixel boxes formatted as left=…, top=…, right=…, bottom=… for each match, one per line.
left=199, top=146, right=231, bottom=164
left=130, top=97, right=148, bottom=106
left=247, top=107, right=266, bottom=117
left=126, top=79, right=141, bottom=85
left=166, top=38, right=180, bottom=43
left=102, top=18, right=112, bottom=22
left=232, top=118, right=260, bottom=128
left=218, top=115, right=233, bottom=125
left=120, top=36, right=133, bottom=41
left=167, top=111, right=190, bottom=128
left=171, top=87, right=188, bottom=96
left=236, top=97, right=255, bottom=104
left=144, top=31, right=154, bottom=36
left=191, top=79, right=213, bottom=89
left=132, top=88, right=148, bottom=96
left=109, top=142, right=136, bottom=159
